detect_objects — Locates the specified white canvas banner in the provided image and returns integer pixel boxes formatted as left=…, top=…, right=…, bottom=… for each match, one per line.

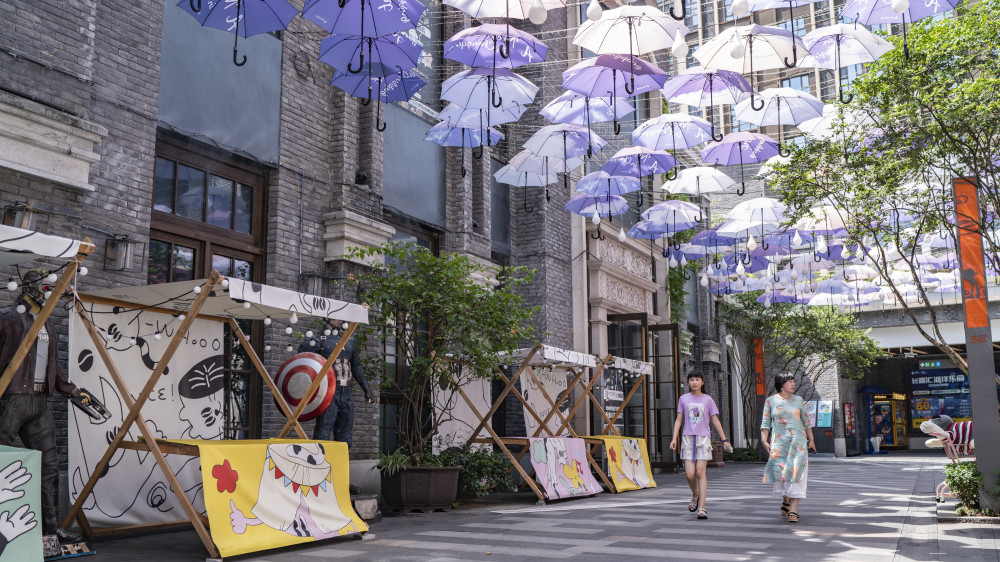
left=432, top=376, right=491, bottom=453
left=522, top=367, right=570, bottom=437
left=68, top=302, right=225, bottom=528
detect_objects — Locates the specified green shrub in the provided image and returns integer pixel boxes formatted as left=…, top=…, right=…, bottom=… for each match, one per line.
left=438, top=445, right=517, bottom=500
left=724, top=447, right=760, bottom=462
left=944, top=461, right=983, bottom=512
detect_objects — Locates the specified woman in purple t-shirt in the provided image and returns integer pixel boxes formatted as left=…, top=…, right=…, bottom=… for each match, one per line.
left=670, top=371, right=732, bottom=519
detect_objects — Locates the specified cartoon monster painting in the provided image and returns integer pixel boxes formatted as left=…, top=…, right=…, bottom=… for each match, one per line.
left=529, top=437, right=602, bottom=500
left=229, top=443, right=358, bottom=540
left=619, top=439, right=650, bottom=488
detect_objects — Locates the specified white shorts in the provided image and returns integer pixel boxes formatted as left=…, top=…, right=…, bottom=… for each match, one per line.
left=680, top=435, right=713, bottom=461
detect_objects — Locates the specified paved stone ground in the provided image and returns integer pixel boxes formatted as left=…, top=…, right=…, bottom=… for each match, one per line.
left=88, top=452, right=1000, bottom=561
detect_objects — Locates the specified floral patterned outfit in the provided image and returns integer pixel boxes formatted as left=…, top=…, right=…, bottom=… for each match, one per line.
left=761, top=393, right=810, bottom=498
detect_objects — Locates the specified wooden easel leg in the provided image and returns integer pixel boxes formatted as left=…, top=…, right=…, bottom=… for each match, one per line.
left=464, top=346, right=539, bottom=447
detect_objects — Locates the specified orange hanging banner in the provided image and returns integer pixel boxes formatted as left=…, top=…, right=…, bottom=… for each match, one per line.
left=955, top=178, right=989, bottom=328
left=753, top=337, right=765, bottom=397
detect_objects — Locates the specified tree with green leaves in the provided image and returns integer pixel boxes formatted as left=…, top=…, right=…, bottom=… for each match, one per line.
left=349, top=242, right=537, bottom=465
left=718, top=292, right=883, bottom=446
left=767, top=0, right=1000, bottom=372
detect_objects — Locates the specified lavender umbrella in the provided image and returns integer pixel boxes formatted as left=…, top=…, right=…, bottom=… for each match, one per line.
left=700, top=132, right=780, bottom=195
left=633, top=114, right=714, bottom=177
left=437, top=103, right=526, bottom=129
left=800, top=24, right=894, bottom=103
left=540, top=92, right=634, bottom=128
left=180, top=0, right=297, bottom=66
left=494, top=165, right=560, bottom=214
left=425, top=122, right=503, bottom=178
left=659, top=67, right=753, bottom=141
left=576, top=171, right=641, bottom=198
left=319, top=33, right=422, bottom=77
left=732, top=88, right=825, bottom=156
left=563, top=55, right=669, bottom=135
left=601, top=147, right=676, bottom=194
left=565, top=192, right=630, bottom=241
left=444, top=24, right=548, bottom=69
left=524, top=124, right=607, bottom=190
left=842, top=0, right=959, bottom=58
left=627, top=219, right=700, bottom=240
left=302, top=0, right=425, bottom=38
left=331, top=66, right=425, bottom=131
left=442, top=67, right=538, bottom=111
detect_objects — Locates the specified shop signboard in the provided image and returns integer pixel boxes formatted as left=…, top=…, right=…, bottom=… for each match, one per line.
left=844, top=403, right=856, bottom=437
left=909, top=368, right=972, bottom=429
left=816, top=401, right=833, bottom=427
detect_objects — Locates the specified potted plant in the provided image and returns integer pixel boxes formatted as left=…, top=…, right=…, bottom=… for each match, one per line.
left=349, top=242, right=535, bottom=511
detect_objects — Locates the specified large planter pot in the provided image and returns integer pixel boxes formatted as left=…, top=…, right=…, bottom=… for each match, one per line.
left=381, top=466, right=461, bottom=512
left=707, top=442, right=726, bottom=467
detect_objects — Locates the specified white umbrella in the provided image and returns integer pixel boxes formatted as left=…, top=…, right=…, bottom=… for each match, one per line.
left=523, top=124, right=607, bottom=190
left=800, top=24, right=894, bottom=103
left=716, top=219, right=782, bottom=238
left=733, top=87, right=825, bottom=154
left=443, top=0, right=566, bottom=59
left=631, top=113, right=714, bottom=158
left=437, top=103, right=526, bottom=129
left=694, top=25, right=806, bottom=111
left=660, top=166, right=734, bottom=196
left=539, top=91, right=634, bottom=127
left=494, top=165, right=558, bottom=188
left=573, top=5, right=690, bottom=61
left=509, top=149, right=585, bottom=175
left=441, top=67, right=538, bottom=110
left=728, top=197, right=787, bottom=224
left=798, top=104, right=875, bottom=140
left=756, top=154, right=792, bottom=179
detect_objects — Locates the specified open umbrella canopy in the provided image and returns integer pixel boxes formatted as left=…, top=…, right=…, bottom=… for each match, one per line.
left=701, top=132, right=780, bottom=166
left=181, top=0, right=298, bottom=36
left=660, top=166, right=735, bottom=195
left=442, top=67, right=539, bottom=110
left=330, top=66, right=426, bottom=101
left=523, top=124, right=606, bottom=158
left=443, top=0, right=565, bottom=20
left=444, top=24, right=549, bottom=68
left=562, top=55, right=669, bottom=98
left=715, top=219, right=783, bottom=238
left=689, top=229, right=737, bottom=249
left=729, top=197, right=786, bottom=223
left=764, top=228, right=815, bottom=246
left=564, top=193, right=629, bottom=216
left=732, top=87, right=826, bottom=127
left=318, top=33, right=422, bottom=76
left=509, top=149, right=585, bottom=174
left=799, top=105, right=876, bottom=140
left=632, top=114, right=714, bottom=150
left=642, top=200, right=702, bottom=223
left=842, top=0, right=959, bottom=25
left=573, top=5, right=690, bottom=57
left=540, top=91, right=634, bottom=125
left=303, top=0, right=426, bottom=36
left=659, top=67, right=752, bottom=108
left=576, top=171, right=641, bottom=197
left=627, top=219, right=700, bottom=239
left=800, top=23, right=894, bottom=69
left=601, top=147, right=676, bottom=178
left=694, top=25, right=805, bottom=73
left=437, top=103, right=526, bottom=128
left=425, top=121, right=503, bottom=147
left=494, top=165, right=559, bottom=187
left=792, top=205, right=848, bottom=234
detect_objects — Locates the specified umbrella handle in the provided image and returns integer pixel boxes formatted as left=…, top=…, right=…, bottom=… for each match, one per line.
left=189, top=0, right=201, bottom=12
left=338, top=0, right=346, bottom=7
left=681, top=267, right=691, bottom=281
left=637, top=192, right=644, bottom=209
left=472, top=144, right=484, bottom=159
left=748, top=42, right=764, bottom=110
left=624, top=75, right=635, bottom=96
left=839, top=89, right=854, bottom=104
left=783, top=2, right=798, bottom=68
left=740, top=252, right=751, bottom=265
left=737, top=181, right=746, bottom=196
left=663, top=247, right=670, bottom=258
left=591, top=227, right=606, bottom=241
left=666, top=167, right=677, bottom=181
left=614, top=118, right=622, bottom=136
left=673, top=238, right=681, bottom=251
left=348, top=47, right=364, bottom=74
left=524, top=197, right=534, bottom=214
left=232, top=1, right=247, bottom=67
left=375, top=81, right=387, bottom=132
left=750, top=91, right=764, bottom=111
left=491, top=85, right=503, bottom=108
left=712, top=126, right=723, bottom=142
left=499, top=19, right=511, bottom=59
left=546, top=189, right=551, bottom=203
left=669, top=0, right=685, bottom=21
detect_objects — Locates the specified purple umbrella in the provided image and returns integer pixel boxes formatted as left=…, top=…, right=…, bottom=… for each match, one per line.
left=563, top=55, right=669, bottom=135
left=842, top=0, right=959, bottom=58
left=601, top=147, right=676, bottom=206
left=659, top=67, right=753, bottom=141
left=632, top=114, right=714, bottom=178
left=576, top=171, right=641, bottom=198
left=425, top=121, right=503, bottom=178
left=302, top=0, right=425, bottom=38
left=319, top=33, right=422, bottom=76
left=180, top=0, right=297, bottom=66
left=565, top=192, right=629, bottom=241
left=627, top=219, right=700, bottom=240
left=700, top=132, right=780, bottom=196
left=444, top=24, right=548, bottom=69
left=332, top=66, right=426, bottom=131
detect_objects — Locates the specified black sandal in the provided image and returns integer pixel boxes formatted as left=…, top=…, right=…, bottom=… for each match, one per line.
left=688, top=497, right=700, bottom=512
left=788, top=511, right=799, bottom=523
left=780, top=501, right=791, bottom=517
left=697, top=507, right=708, bottom=519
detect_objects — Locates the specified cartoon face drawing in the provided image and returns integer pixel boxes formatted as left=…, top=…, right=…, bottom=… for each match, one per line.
left=230, top=443, right=356, bottom=540
left=688, top=403, right=705, bottom=426
left=178, top=355, right=226, bottom=440
left=619, top=439, right=650, bottom=488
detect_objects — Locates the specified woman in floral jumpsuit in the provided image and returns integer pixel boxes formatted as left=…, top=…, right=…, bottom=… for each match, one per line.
left=760, top=373, right=817, bottom=523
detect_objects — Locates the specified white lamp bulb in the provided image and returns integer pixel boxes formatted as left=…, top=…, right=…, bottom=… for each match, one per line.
left=129, top=338, right=136, bottom=345
left=734, top=277, right=745, bottom=290
left=680, top=255, right=688, bottom=267
left=747, top=234, right=758, bottom=251
left=617, top=228, right=627, bottom=242
left=287, top=346, right=294, bottom=352
left=16, top=304, right=26, bottom=314
left=324, top=329, right=331, bottom=336
left=700, top=274, right=709, bottom=287
left=764, top=298, right=772, bottom=308
left=343, top=322, right=349, bottom=329
left=79, top=267, right=88, bottom=276
left=264, top=317, right=272, bottom=325
left=671, top=33, right=689, bottom=59
left=792, top=232, right=802, bottom=246
left=730, top=37, right=746, bottom=58
left=791, top=268, right=800, bottom=280
left=306, top=330, right=314, bottom=338
left=891, top=0, right=909, bottom=14
left=840, top=247, right=851, bottom=260
left=178, top=314, right=186, bottom=321
left=289, top=313, right=298, bottom=324
left=591, top=213, right=601, bottom=225
left=221, top=279, right=229, bottom=288
left=586, top=0, right=603, bottom=21
left=669, top=256, right=679, bottom=268
left=154, top=333, right=162, bottom=341
left=285, top=326, right=293, bottom=335
left=6, top=281, right=16, bottom=291
left=265, top=345, right=271, bottom=351
left=736, top=261, right=746, bottom=276
left=46, top=273, right=57, bottom=283
left=528, top=0, right=547, bottom=25
left=242, top=301, right=251, bottom=309
left=332, top=329, right=339, bottom=336
left=193, top=286, right=201, bottom=294
left=732, top=0, right=749, bottom=17
left=817, top=238, right=828, bottom=253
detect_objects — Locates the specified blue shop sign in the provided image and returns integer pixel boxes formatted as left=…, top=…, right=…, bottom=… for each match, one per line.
left=909, top=368, right=971, bottom=429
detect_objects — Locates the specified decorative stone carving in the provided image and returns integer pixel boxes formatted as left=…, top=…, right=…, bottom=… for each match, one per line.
left=323, top=209, right=395, bottom=266
left=0, top=91, right=107, bottom=191
left=599, top=239, right=651, bottom=280
left=598, top=272, right=650, bottom=313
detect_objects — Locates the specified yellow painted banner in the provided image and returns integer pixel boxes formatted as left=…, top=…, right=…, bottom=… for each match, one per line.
left=165, top=439, right=367, bottom=557
left=585, top=436, right=656, bottom=492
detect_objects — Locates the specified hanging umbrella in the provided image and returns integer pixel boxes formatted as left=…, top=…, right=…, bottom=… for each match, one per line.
left=331, top=66, right=425, bottom=131
left=574, top=6, right=690, bottom=91
left=627, top=219, right=700, bottom=240
left=509, top=150, right=585, bottom=175
left=700, top=132, right=780, bottom=195
left=442, top=67, right=538, bottom=110
left=437, top=103, right=526, bottom=129
left=524, top=124, right=607, bottom=190
left=180, top=0, right=298, bottom=66
left=495, top=165, right=560, bottom=212
left=732, top=0, right=827, bottom=64
left=792, top=205, right=849, bottom=235
left=540, top=92, right=634, bottom=131
left=729, top=197, right=786, bottom=224
left=658, top=67, right=753, bottom=141
left=732, top=88, right=825, bottom=155
left=318, top=33, right=422, bottom=76
left=799, top=24, right=894, bottom=103
left=660, top=166, right=735, bottom=196
left=798, top=104, right=875, bottom=140
left=565, top=193, right=630, bottom=238
left=716, top=218, right=782, bottom=239
left=302, top=0, right=425, bottom=37
left=443, top=24, right=549, bottom=69
left=694, top=25, right=806, bottom=110
left=764, top=228, right=815, bottom=246
left=841, top=0, right=959, bottom=59
left=563, top=55, right=669, bottom=135
left=425, top=122, right=503, bottom=178
left=601, top=147, right=676, bottom=179
left=443, top=0, right=566, bottom=58
left=633, top=114, right=713, bottom=177
left=643, top=200, right=702, bottom=224
left=576, top=171, right=641, bottom=198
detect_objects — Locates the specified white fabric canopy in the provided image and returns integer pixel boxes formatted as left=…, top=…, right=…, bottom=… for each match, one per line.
left=0, top=224, right=89, bottom=266
left=501, top=344, right=597, bottom=368
left=79, top=278, right=369, bottom=324
left=613, top=356, right=653, bottom=376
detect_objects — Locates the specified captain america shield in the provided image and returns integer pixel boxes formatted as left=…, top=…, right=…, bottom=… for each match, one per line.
left=274, top=352, right=336, bottom=422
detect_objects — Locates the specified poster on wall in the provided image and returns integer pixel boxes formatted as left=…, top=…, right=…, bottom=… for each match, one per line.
left=0, top=446, right=42, bottom=560
left=844, top=403, right=856, bottom=438
left=909, top=369, right=972, bottom=429
left=600, top=367, right=625, bottom=435
left=431, top=364, right=491, bottom=453
left=804, top=401, right=818, bottom=428
left=181, top=439, right=366, bottom=558
left=527, top=437, right=602, bottom=499
left=522, top=367, right=570, bottom=436
left=817, top=401, right=833, bottom=427
left=68, top=303, right=225, bottom=528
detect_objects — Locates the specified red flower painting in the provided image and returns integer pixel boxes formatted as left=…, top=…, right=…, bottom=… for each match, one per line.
left=213, top=459, right=239, bottom=493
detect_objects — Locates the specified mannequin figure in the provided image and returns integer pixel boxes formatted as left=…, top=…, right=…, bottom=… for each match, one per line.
left=0, top=268, right=90, bottom=543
